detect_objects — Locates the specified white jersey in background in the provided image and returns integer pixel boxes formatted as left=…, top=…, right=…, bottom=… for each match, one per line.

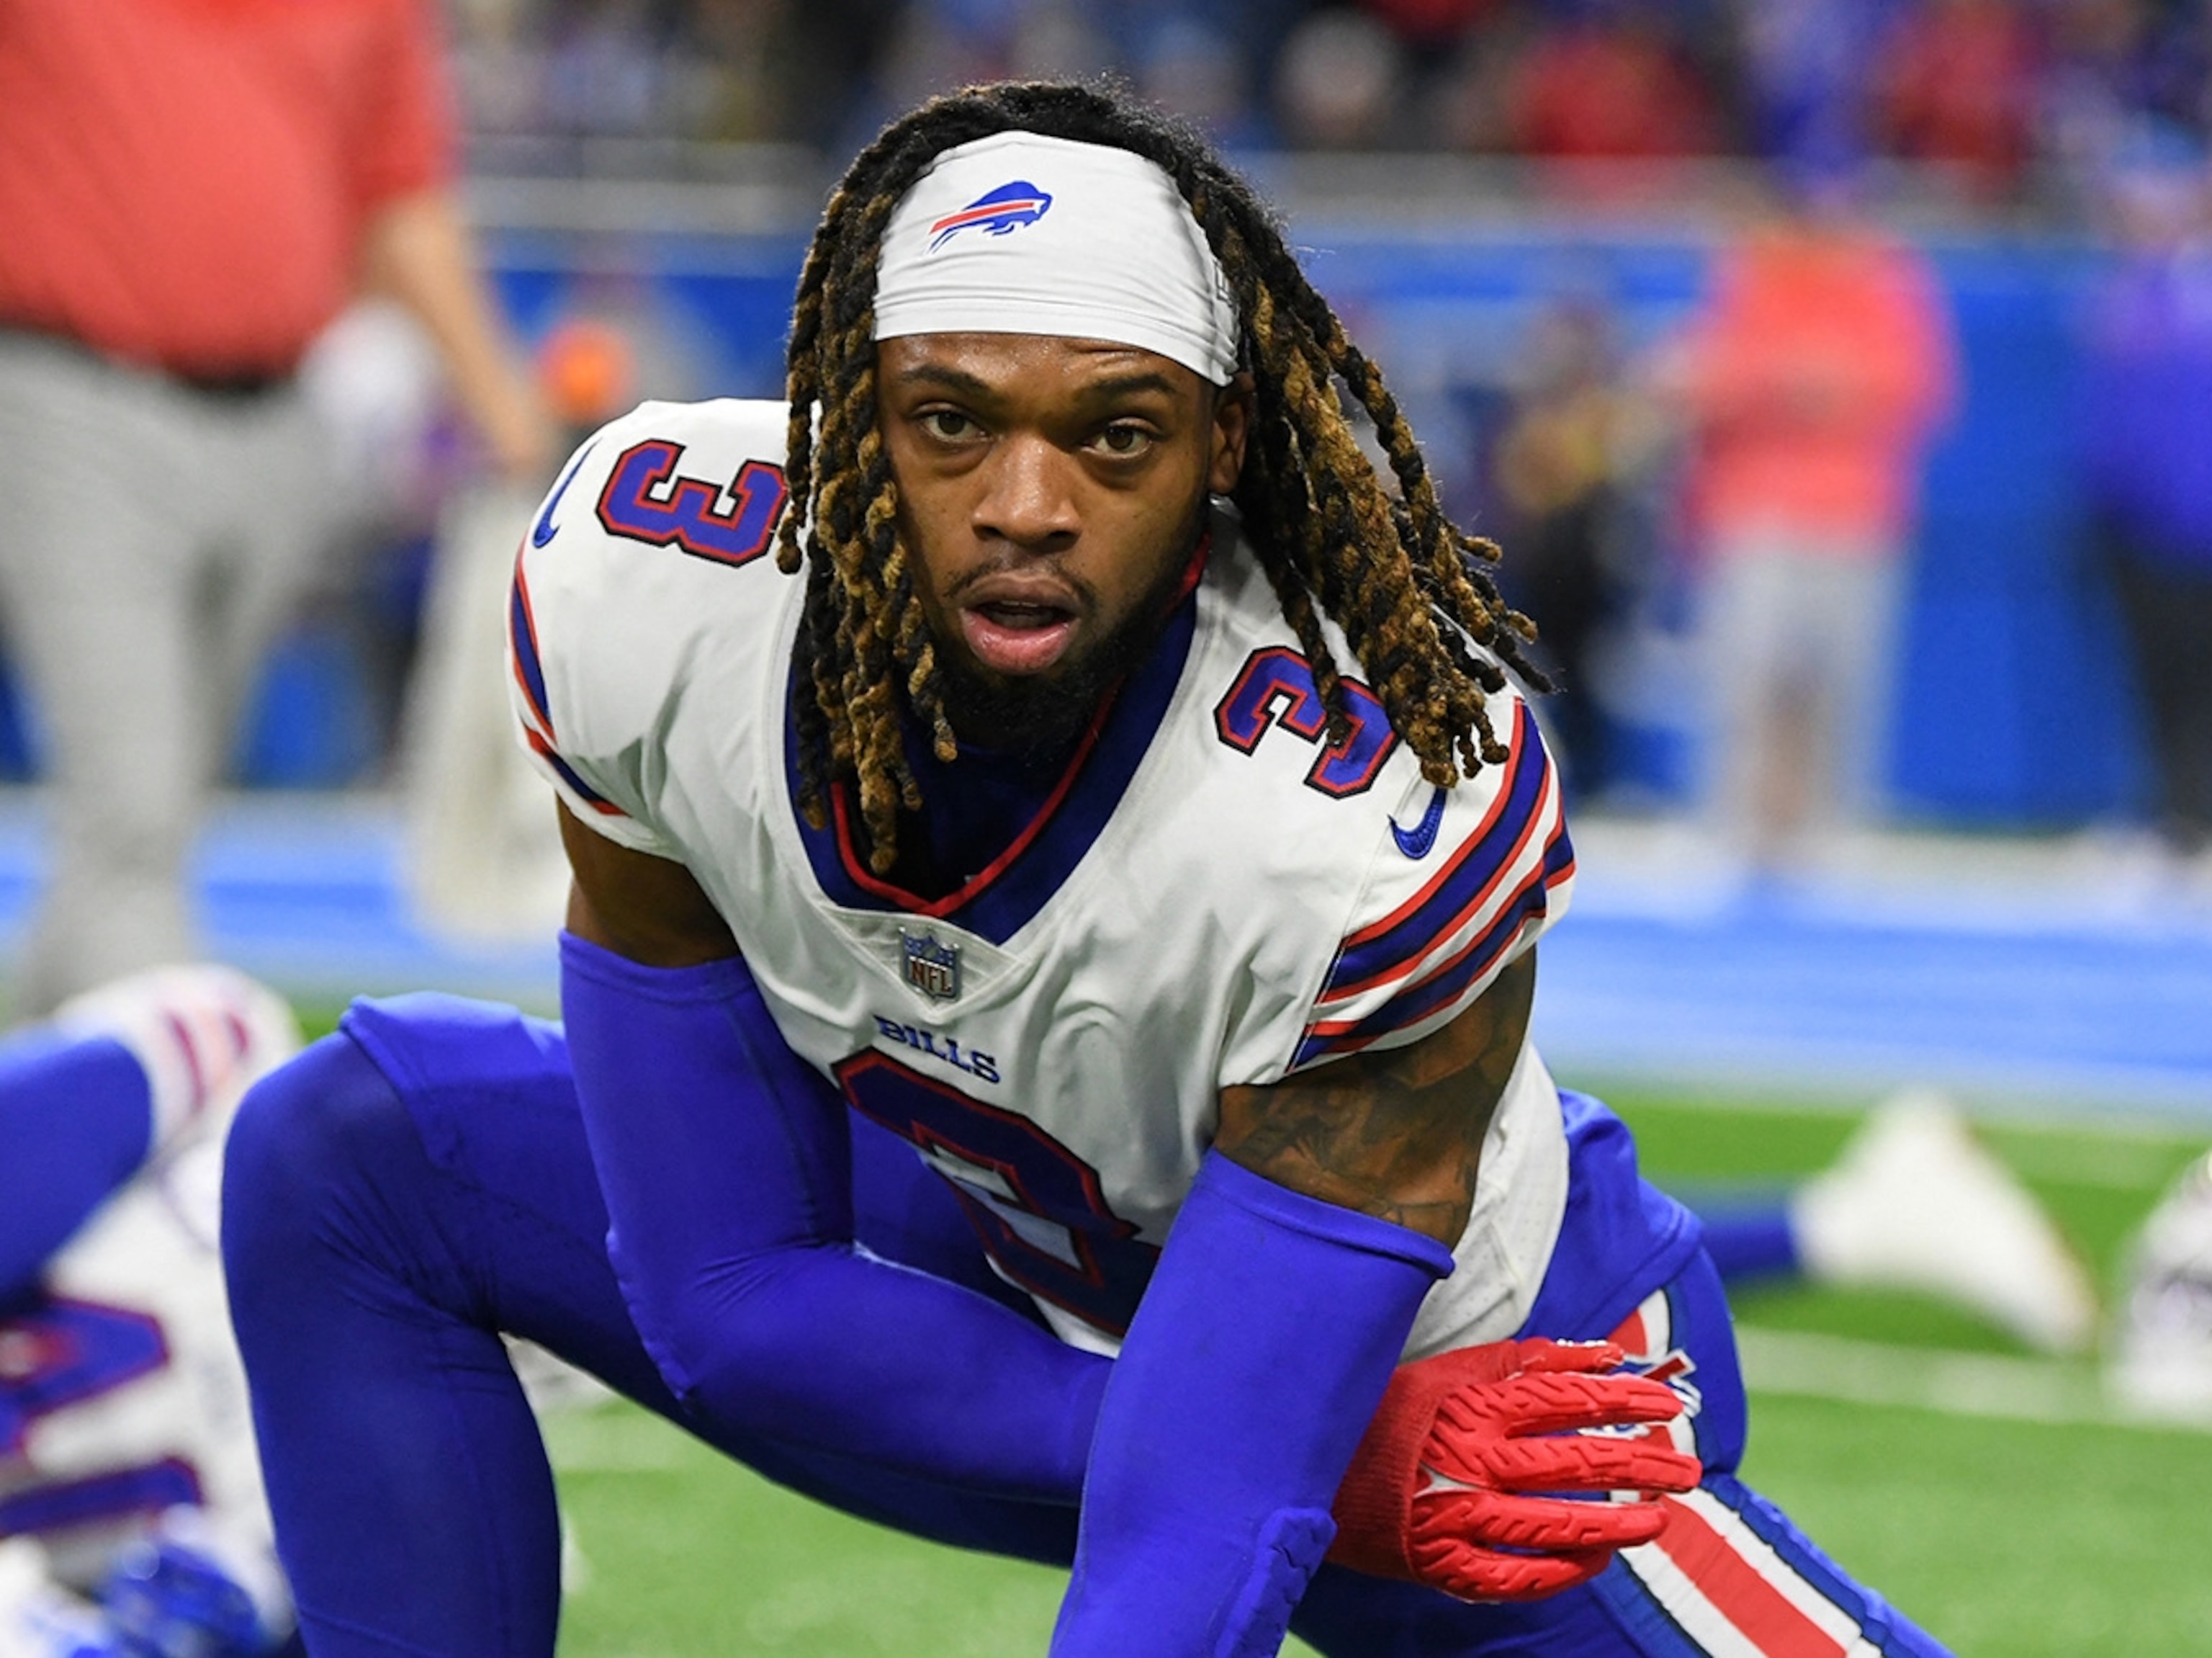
left=513, top=398, right=1578, bottom=1358
left=0, top=1137, right=267, bottom=1595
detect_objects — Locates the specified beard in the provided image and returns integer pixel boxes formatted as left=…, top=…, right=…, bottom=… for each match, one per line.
left=930, top=524, right=1200, bottom=758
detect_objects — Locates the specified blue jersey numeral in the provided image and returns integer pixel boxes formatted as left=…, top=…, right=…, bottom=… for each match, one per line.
left=836, top=1050, right=1159, bottom=1337
left=0, top=1296, right=204, bottom=1537
left=1213, top=646, right=1398, bottom=797
left=594, top=438, right=787, bottom=568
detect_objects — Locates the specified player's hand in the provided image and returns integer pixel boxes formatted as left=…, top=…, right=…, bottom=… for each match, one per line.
left=1330, top=1337, right=1701, bottom=1603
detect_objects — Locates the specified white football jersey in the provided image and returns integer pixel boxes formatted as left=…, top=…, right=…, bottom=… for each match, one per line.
left=0, top=1137, right=269, bottom=1591
left=513, top=398, right=1578, bottom=1358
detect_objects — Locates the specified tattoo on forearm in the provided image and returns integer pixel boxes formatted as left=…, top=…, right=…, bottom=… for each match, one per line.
left=1215, top=952, right=1537, bottom=1244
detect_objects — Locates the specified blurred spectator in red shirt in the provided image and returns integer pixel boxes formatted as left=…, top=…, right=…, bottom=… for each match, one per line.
left=1659, top=174, right=1959, bottom=872
left=1870, top=0, right=2043, bottom=195
left=1358, top=0, right=1511, bottom=51
left=0, top=0, right=549, bottom=1015
left=1503, top=4, right=1725, bottom=160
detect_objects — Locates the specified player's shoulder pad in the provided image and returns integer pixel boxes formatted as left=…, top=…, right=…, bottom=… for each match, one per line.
left=525, top=396, right=793, bottom=575
left=1289, top=678, right=1576, bottom=1070
left=509, top=398, right=795, bottom=843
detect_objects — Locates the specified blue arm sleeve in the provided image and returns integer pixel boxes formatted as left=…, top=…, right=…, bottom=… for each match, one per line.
left=1051, top=1151, right=1457, bottom=1658
left=559, top=930, right=1107, bottom=1501
left=0, top=1032, right=153, bottom=1299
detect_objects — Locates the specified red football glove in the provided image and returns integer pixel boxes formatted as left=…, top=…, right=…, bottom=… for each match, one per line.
left=1330, top=1337, right=1702, bottom=1602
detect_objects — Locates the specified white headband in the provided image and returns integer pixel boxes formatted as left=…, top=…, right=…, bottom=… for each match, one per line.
left=872, top=131, right=1240, bottom=385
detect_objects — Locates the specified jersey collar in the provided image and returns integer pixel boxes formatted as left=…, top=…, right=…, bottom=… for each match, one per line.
left=786, top=537, right=1208, bottom=944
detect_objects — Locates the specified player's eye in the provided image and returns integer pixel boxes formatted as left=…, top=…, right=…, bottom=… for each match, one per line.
left=1089, top=423, right=1154, bottom=458
left=919, top=409, right=981, bottom=442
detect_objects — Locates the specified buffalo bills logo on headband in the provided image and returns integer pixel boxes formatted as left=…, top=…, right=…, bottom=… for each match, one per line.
left=927, top=181, right=1053, bottom=251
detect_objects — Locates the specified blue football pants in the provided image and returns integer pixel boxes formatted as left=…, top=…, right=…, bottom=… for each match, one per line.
left=222, top=995, right=1950, bottom=1657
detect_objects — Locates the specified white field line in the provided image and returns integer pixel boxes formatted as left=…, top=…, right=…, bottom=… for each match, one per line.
left=1736, top=1326, right=2212, bottom=1434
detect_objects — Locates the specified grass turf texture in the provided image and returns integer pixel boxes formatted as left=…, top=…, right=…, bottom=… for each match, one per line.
left=288, top=1008, right=2208, bottom=1654
left=547, top=1395, right=2212, bottom=1657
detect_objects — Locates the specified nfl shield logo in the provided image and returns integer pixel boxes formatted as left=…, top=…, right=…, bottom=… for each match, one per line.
left=901, top=930, right=961, bottom=1003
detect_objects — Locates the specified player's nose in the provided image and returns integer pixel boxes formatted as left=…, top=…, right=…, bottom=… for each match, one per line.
left=971, top=432, right=1079, bottom=553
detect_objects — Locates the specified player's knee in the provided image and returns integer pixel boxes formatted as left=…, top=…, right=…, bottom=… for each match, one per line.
left=220, top=1031, right=418, bottom=1294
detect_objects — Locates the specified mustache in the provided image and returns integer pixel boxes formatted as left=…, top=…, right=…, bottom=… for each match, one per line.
left=943, top=557, right=1097, bottom=611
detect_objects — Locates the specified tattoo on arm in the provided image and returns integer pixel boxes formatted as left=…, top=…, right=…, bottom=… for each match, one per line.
left=1214, top=952, right=1537, bottom=1245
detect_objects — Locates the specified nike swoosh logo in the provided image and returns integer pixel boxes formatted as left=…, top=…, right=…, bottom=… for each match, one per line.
left=1390, top=787, right=1447, bottom=859
left=531, top=441, right=597, bottom=548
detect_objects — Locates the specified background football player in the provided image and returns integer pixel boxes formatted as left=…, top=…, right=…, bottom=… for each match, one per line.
left=0, top=967, right=299, bottom=1658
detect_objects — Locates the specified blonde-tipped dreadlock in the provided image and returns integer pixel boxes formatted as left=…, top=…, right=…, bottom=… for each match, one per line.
left=778, top=81, right=1547, bottom=874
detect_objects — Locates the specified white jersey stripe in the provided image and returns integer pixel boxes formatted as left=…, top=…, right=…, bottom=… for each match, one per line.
left=1619, top=1538, right=1776, bottom=1658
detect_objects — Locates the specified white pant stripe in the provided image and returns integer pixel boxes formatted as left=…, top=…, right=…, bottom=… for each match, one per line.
left=1677, top=1489, right=1880, bottom=1655
left=1620, top=1487, right=1885, bottom=1657
left=1619, top=1538, right=1773, bottom=1658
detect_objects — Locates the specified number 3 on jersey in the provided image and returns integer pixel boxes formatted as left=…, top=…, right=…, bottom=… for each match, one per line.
left=836, top=1051, right=1160, bottom=1337
left=595, top=438, right=787, bottom=568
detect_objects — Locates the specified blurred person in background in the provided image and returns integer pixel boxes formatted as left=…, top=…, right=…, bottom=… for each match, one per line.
left=1679, top=1085, right=2097, bottom=1360
left=1732, top=0, right=1894, bottom=182
left=1660, top=166, right=1957, bottom=878
left=0, top=962, right=600, bottom=1658
left=2039, top=0, right=2212, bottom=189
left=1867, top=0, right=2042, bottom=200
left=2076, top=133, right=2212, bottom=891
left=2113, top=1142, right=2212, bottom=1423
left=0, top=0, right=552, bottom=1018
left=1273, top=6, right=1411, bottom=149
left=1496, top=0, right=1727, bottom=165
left=1485, top=295, right=1660, bottom=800
left=0, top=967, right=302, bottom=1658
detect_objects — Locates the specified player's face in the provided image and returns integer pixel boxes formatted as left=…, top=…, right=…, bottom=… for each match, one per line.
left=878, top=331, right=1248, bottom=750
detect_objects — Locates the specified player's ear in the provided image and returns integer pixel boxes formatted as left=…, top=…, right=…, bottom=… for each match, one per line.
left=1207, top=372, right=1254, bottom=494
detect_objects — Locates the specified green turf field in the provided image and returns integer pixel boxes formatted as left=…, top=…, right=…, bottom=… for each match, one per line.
left=522, top=1086, right=2212, bottom=1656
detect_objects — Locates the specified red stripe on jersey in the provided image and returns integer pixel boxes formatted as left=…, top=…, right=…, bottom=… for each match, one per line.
left=827, top=699, right=1110, bottom=919
left=524, top=727, right=627, bottom=816
left=163, top=1011, right=204, bottom=1116
left=1338, top=715, right=1529, bottom=953
left=1305, top=814, right=1566, bottom=1029
left=1316, top=733, right=1559, bottom=1009
left=1652, top=1495, right=1849, bottom=1657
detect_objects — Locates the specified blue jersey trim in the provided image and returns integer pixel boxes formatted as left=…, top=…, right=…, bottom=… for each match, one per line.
left=1292, top=826, right=1570, bottom=1065
left=1323, top=702, right=1552, bottom=995
left=508, top=568, right=554, bottom=736
left=0, top=1457, right=203, bottom=1538
left=523, top=727, right=623, bottom=815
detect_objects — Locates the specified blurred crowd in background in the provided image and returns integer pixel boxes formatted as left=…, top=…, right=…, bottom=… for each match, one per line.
left=9, top=0, right=2212, bottom=999
left=452, top=0, right=2209, bottom=205
left=421, top=0, right=2212, bottom=894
